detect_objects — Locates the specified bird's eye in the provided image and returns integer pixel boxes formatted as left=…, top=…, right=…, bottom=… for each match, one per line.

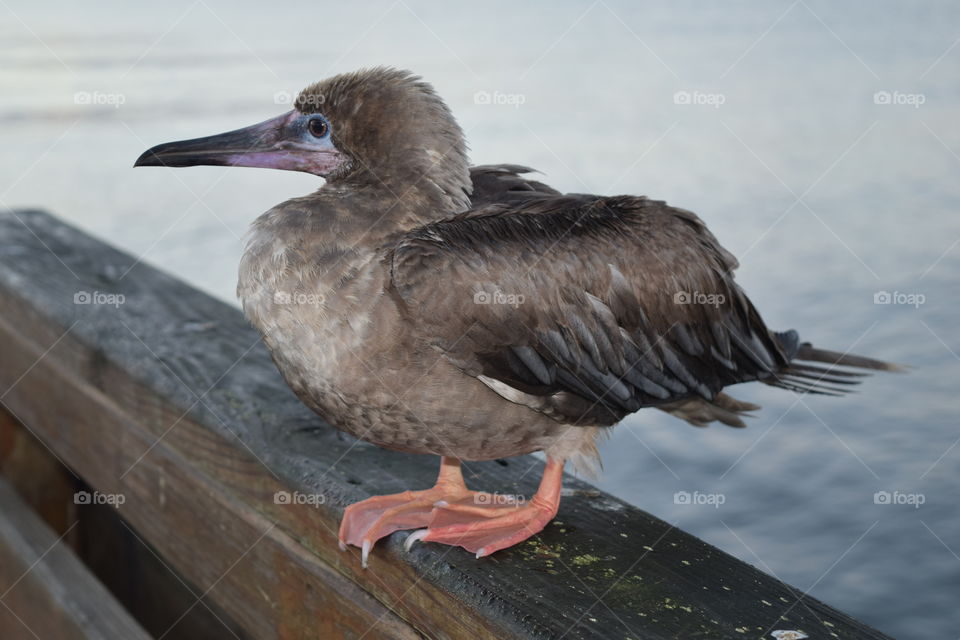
left=307, top=118, right=329, bottom=138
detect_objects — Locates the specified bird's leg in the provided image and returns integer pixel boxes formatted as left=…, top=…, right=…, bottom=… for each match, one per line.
left=407, top=457, right=564, bottom=559
left=338, top=456, right=472, bottom=567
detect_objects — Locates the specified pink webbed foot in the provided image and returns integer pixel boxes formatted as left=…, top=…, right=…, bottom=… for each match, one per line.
left=417, top=495, right=558, bottom=558
left=408, top=457, right=564, bottom=559
left=338, top=457, right=470, bottom=567
left=338, top=457, right=564, bottom=566
left=338, top=490, right=439, bottom=567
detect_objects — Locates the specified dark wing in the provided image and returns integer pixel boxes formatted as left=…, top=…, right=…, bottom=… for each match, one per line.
left=391, top=191, right=793, bottom=427
left=469, top=164, right=559, bottom=206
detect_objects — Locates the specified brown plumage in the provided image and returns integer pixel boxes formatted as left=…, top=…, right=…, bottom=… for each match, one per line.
left=135, top=67, right=903, bottom=566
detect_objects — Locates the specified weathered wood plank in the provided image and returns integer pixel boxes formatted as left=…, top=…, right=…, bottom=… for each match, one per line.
left=0, top=406, right=249, bottom=639
left=0, top=408, right=76, bottom=537
left=0, top=477, right=152, bottom=640
left=74, top=495, right=251, bottom=640
left=0, top=209, right=893, bottom=640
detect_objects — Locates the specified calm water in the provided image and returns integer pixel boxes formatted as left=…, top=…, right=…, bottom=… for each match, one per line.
left=2, top=2, right=958, bottom=637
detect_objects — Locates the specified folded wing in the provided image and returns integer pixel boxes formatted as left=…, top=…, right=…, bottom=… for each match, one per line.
left=391, top=189, right=791, bottom=426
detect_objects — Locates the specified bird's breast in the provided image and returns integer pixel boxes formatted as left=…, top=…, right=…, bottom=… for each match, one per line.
left=237, top=224, right=389, bottom=405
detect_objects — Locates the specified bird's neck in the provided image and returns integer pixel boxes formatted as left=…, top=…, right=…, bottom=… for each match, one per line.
left=329, top=143, right=473, bottom=227
left=311, top=184, right=453, bottom=251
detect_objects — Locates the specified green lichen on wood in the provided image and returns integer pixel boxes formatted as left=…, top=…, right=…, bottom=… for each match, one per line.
left=570, top=553, right=601, bottom=566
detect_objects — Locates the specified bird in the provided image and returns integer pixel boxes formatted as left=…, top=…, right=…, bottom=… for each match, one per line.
left=134, top=67, right=902, bottom=568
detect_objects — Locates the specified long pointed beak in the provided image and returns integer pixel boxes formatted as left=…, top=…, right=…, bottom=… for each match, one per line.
left=134, top=111, right=342, bottom=176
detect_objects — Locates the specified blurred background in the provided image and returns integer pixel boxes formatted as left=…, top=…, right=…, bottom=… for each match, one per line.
left=2, top=1, right=958, bottom=637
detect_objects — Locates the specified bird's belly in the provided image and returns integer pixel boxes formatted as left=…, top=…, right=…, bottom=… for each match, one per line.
left=298, top=358, right=576, bottom=461
left=248, top=305, right=572, bottom=459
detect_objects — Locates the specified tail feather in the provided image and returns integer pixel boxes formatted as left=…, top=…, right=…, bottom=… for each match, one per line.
left=794, top=343, right=907, bottom=373
left=779, top=367, right=863, bottom=386
left=771, top=378, right=850, bottom=397
left=786, top=362, right=870, bottom=379
left=769, top=330, right=906, bottom=396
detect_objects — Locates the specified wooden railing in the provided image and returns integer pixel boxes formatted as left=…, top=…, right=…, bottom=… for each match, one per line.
left=0, top=209, right=892, bottom=639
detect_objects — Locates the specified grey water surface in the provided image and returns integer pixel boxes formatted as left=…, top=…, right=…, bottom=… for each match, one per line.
left=2, top=1, right=958, bottom=637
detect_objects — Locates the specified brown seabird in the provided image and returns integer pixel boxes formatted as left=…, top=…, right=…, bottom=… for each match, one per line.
left=135, top=67, right=902, bottom=568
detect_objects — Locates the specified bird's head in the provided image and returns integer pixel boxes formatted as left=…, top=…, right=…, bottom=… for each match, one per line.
left=135, top=67, right=470, bottom=200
